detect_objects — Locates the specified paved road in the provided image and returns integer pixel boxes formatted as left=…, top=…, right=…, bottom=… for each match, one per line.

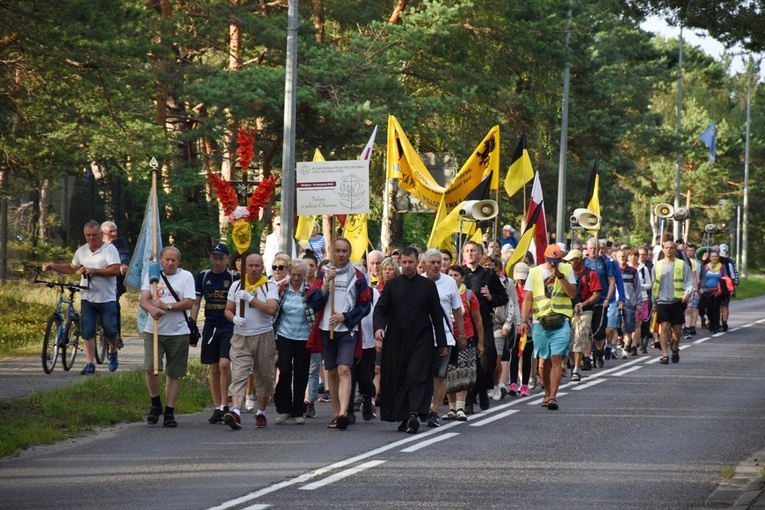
left=1, top=298, right=764, bottom=509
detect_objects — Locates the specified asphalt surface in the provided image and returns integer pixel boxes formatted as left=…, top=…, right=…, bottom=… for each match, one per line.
left=1, top=298, right=764, bottom=509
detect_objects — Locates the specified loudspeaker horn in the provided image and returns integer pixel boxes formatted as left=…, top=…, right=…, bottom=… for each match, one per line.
left=704, top=223, right=718, bottom=233
left=673, top=207, right=689, bottom=221
left=654, top=203, right=673, bottom=219
left=717, top=220, right=729, bottom=231
left=458, top=200, right=498, bottom=221
left=570, top=208, right=601, bottom=230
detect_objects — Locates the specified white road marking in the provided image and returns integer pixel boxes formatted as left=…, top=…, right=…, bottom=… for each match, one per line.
left=299, top=460, right=386, bottom=491
left=241, top=505, right=271, bottom=510
left=679, top=345, right=690, bottom=350
left=571, top=379, right=607, bottom=391
left=712, top=332, right=726, bottom=337
left=528, top=392, right=568, bottom=405
left=612, top=366, right=642, bottom=377
left=469, top=410, right=520, bottom=427
left=645, top=357, right=662, bottom=365
left=401, top=432, right=460, bottom=451
left=693, top=337, right=710, bottom=344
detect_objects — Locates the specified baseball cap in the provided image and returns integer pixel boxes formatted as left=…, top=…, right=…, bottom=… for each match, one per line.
left=211, top=242, right=229, bottom=256
left=503, top=224, right=514, bottom=231
left=563, top=249, right=583, bottom=261
left=513, top=262, right=529, bottom=280
left=544, top=245, right=563, bottom=264
left=719, top=243, right=729, bottom=256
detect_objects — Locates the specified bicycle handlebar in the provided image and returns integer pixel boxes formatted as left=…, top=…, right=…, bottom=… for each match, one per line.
left=34, top=267, right=91, bottom=291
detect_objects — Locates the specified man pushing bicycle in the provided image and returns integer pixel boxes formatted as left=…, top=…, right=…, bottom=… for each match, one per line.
left=43, top=220, right=121, bottom=375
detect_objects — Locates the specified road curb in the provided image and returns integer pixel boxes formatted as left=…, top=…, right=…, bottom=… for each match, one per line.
left=703, top=449, right=765, bottom=508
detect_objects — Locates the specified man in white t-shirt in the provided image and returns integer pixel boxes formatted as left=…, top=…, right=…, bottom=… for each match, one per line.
left=423, top=249, right=464, bottom=428
left=222, top=253, right=278, bottom=429
left=43, top=220, right=121, bottom=375
left=139, top=246, right=195, bottom=428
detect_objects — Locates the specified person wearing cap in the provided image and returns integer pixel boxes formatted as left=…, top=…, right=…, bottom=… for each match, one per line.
left=563, top=249, right=601, bottom=382
left=500, top=225, right=518, bottom=249
left=651, top=239, right=694, bottom=364
left=518, top=245, right=576, bottom=410
left=584, top=237, right=618, bottom=368
left=717, top=243, right=738, bottom=331
left=190, top=242, right=240, bottom=424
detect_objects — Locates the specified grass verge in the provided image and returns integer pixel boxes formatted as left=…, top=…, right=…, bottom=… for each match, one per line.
left=0, top=360, right=210, bottom=458
left=734, top=274, right=765, bottom=301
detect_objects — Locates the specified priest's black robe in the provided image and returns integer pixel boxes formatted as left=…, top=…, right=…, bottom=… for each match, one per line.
left=373, top=273, right=447, bottom=423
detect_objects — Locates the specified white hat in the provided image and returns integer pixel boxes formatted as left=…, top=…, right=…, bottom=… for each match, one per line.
left=513, top=262, right=530, bottom=280
left=719, top=243, right=729, bottom=256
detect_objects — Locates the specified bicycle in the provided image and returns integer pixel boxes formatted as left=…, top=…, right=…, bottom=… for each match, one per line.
left=35, top=271, right=89, bottom=374
left=95, top=321, right=108, bottom=365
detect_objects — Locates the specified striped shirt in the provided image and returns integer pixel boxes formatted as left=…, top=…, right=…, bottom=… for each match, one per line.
left=275, top=285, right=311, bottom=340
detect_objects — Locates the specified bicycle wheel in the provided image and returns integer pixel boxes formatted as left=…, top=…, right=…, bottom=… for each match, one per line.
left=94, top=325, right=108, bottom=364
left=42, top=314, right=62, bottom=374
left=61, top=316, right=80, bottom=371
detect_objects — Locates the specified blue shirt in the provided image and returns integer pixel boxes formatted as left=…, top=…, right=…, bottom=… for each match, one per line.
left=195, top=269, right=240, bottom=327
left=584, top=256, right=614, bottom=306
left=275, top=285, right=311, bottom=340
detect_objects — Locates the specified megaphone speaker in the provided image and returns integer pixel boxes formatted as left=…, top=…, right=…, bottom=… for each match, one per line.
left=459, top=200, right=498, bottom=221
left=704, top=223, right=718, bottom=233
left=717, top=221, right=729, bottom=231
left=570, top=208, right=601, bottom=230
left=654, top=203, right=673, bottom=219
left=673, top=207, right=689, bottom=221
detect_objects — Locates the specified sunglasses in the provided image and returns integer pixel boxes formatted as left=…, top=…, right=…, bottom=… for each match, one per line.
left=272, top=265, right=286, bottom=271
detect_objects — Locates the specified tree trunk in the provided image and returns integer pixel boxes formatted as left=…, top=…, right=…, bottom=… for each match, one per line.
left=389, top=0, right=408, bottom=24
left=313, top=0, right=325, bottom=43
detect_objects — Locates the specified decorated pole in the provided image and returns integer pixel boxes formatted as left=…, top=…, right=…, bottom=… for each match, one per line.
left=329, top=215, right=336, bottom=339
left=149, top=157, right=160, bottom=375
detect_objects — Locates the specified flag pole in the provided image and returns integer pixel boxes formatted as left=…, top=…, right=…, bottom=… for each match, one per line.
left=329, top=215, right=336, bottom=339
left=149, top=157, right=160, bottom=376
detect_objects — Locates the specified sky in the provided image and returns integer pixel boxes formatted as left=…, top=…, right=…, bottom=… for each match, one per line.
left=640, top=15, right=749, bottom=75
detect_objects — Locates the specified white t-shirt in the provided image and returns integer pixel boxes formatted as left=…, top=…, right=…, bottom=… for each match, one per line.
left=359, top=288, right=379, bottom=349
left=72, top=243, right=121, bottom=303
left=431, top=274, right=461, bottom=347
left=319, top=264, right=355, bottom=333
left=227, top=280, right=278, bottom=336
left=141, top=269, right=196, bottom=335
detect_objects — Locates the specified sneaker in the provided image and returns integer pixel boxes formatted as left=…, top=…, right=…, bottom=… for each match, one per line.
left=630, top=346, right=639, bottom=356
left=659, top=356, right=669, bottom=365
left=361, top=396, right=375, bottom=421
left=571, top=372, right=581, bottom=382
left=147, top=406, right=162, bottom=425
left=294, top=416, right=305, bottom=425
left=499, top=384, right=508, bottom=399
left=275, top=413, right=290, bottom=425
left=508, top=383, right=519, bottom=396
left=347, top=412, right=357, bottom=425
left=722, top=321, right=729, bottom=332
left=619, top=348, right=628, bottom=360
left=581, top=357, right=592, bottom=371
left=682, top=327, right=691, bottom=339
left=318, top=392, right=331, bottom=403
left=406, top=413, right=420, bottom=434
left=604, top=345, right=612, bottom=361
left=426, top=411, right=440, bottom=428
left=690, top=327, right=697, bottom=335
left=479, top=391, right=490, bottom=410
left=208, top=408, right=223, bottom=424
left=527, top=376, right=537, bottom=390
left=520, top=384, right=529, bottom=397
left=671, top=351, right=680, bottom=363
left=464, top=403, right=474, bottom=415
left=456, top=409, right=468, bottom=421
left=163, top=413, right=177, bottom=428
left=595, top=349, right=605, bottom=368
left=492, top=386, right=501, bottom=401
left=442, top=409, right=457, bottom=420
left=255, top=414, right=267, bottom=428
left=639, top=345, right=648, bottom=354
left=305, top=401, right=316, bottom=418
left=318, top=382, right=325, bottom=395
left=223, top=410, right=242, bottom=430
left=108, top=352, right=118, bottom=372
left=244, top=395, right=255, bottom=412
left=80, top=362, right=96, bottom=375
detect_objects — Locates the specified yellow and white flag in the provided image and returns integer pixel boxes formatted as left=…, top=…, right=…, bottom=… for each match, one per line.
left=294, top=149, right=325, bottom=244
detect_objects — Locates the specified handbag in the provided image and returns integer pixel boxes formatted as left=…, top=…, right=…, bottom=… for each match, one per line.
left=539, top=312, right=566, bottom=331
left=160, top=272, right=201, bottom=346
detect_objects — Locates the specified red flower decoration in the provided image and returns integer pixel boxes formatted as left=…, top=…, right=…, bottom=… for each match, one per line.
left=237, top=127, right=256, bottom=171
left=247, top=175, right=276, bottom=219
left=207, top=172, right=276, bottom=224
left=207, top=171, right=239, bottom=216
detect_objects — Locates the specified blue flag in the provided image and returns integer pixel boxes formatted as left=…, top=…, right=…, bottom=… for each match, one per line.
left=699, top=122, right=716, bottom=163
left=126, top=191, right=162, bottom=332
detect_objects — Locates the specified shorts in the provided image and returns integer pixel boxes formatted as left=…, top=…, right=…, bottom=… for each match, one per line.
left=321, top=330, right=357, bottom=370
left=228, top=331, right=276, bottom=399
left=636, top=300, right=650, bottom=322
left=718, top=294, right=731, bottom=307
left=81, top=300, right=118, bottom=340
left=200, top=322, right=234, bottom=364
left=432, top=346, right=452, bottom=378
left=531, top=320, right=571, bottom=360
left=493, top=329, right=506, bottom=355
left=591, top=305, right=607, bottom=342
left=621, top=305, right=636, bottom=334
left=656, top=301, right=687, bottom=326
left=569, top=310, right=593, bottom=353
left=606, top=301, right=621, bottom=328
left=142, top=332, right=189, bottom=378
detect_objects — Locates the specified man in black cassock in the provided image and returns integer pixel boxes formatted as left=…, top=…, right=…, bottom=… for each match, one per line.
left=374, top=247, right=448, bottom=434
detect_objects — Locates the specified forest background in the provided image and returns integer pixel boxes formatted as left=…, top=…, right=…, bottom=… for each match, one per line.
left=2, top=0, right=764, bottom=274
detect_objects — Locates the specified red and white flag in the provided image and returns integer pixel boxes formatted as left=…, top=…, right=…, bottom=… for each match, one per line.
left=526, top=172, right=548, bottom=264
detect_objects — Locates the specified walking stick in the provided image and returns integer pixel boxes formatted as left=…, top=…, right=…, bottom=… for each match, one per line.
left=329, top=216, right=336, bottom=339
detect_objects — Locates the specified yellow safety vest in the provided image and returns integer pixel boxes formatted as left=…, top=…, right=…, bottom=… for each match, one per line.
left=653, top=258, right=685, bottom=299
left=530, top=263, right=573, bottom=319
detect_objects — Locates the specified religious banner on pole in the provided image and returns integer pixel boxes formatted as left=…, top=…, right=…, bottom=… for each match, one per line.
left=296, top=160, right=370, bottom=216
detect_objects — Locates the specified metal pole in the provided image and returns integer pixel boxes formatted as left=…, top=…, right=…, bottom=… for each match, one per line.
left=673, top=27, right=683, bottom=241
left=735, top=204, right=741, bottom=271
left=741, top=56, right=755, bottom=279
left=555, top=0, right=572, bottom=243
left=280, top=0, right=299, bottom=255
left=0, top=170, right=7, bottom=282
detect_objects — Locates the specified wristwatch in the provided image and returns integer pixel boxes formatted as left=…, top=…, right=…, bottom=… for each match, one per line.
left=168, top=304, right=173, bottom=310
